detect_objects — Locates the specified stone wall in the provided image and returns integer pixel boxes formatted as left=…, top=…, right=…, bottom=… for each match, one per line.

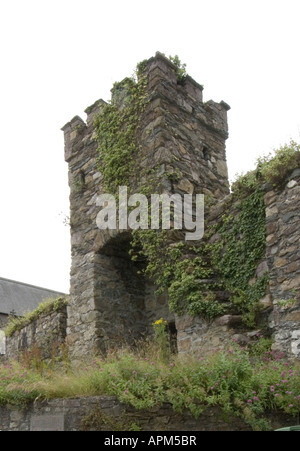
left=265, top=169, right=300, bottom=358
left=5, top=305, right=67, bottom=359
left=0, top=395, right=296, bottom=431
left=4, top=167, right=299, bottom=361
left=175, top=170, right=300, bottom=360
left=175, top=192, right=268, bottom=356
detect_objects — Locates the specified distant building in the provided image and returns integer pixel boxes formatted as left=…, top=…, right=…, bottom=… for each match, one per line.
left=0, top=277, right=66, bottom=354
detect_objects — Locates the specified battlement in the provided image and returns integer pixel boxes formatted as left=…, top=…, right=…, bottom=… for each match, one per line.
left=144, top=52, right=230, bottom=138
left=62, top=53, right=230, bottom=192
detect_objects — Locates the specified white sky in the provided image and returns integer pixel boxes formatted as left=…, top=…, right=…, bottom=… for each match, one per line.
left=0, top=0, right=299, bottom=293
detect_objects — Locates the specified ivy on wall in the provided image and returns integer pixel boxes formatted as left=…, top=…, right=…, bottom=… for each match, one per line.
left=94, top=54, right=189, bottom=194
left=94, top=73, right=148, bottom=194
left=93, top=56, right=297, bottom=328
left=211, top=187, right=269, bottom=326
left=131, top=185, right=268, bottom=327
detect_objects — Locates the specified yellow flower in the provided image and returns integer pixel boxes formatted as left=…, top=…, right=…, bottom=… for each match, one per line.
left=153, top=318, right=167, bottom=326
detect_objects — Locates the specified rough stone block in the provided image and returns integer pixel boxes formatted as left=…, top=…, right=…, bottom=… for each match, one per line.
left=30, top=414, right=65, bottom=431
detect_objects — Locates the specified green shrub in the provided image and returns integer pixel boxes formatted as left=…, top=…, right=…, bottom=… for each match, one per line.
left=232, top=139, right=300, bottom=194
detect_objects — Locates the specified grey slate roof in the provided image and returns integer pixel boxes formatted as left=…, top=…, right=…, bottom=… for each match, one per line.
left=0, top=277, right=66, bottom=316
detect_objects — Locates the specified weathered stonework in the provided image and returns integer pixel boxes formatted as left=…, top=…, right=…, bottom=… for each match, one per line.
left=62, top=52, right=230, bottom=358
left=5, top=305, right=67, bottom=359
left=6, top=166, right=298, bottom=361
left=174, top=192, right=269, bottom=357
left=265, top=170, right=300, bottom=358
left=2, top=52, right=299, bottom=364
left=0, top=395, right=296, bottom=431
left=2, top=54, right=300, bottom=434
left=175, top=173, right=300, bottom=360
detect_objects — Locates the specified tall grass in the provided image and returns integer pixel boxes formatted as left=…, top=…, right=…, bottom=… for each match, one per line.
left=0, top=335, right=299, bottom=430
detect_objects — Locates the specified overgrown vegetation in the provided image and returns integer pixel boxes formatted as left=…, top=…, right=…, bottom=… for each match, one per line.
left=257, top=139, right=300, bottom=187
left=0, top=331, right=299, bottom=431
left=131, top=183, right=268, bottom=326
left=94, top=53, right=188, bottom=194
left=131, top=140, right=300, bottom=326
left=211, top=186, right=269, bottom=326
left=232, top=139, right=300, bottom=194
left=94, top=72, right=148, bottom=194
left=4, top=297, right=68, bottom=337
left=167, top=54, right=188, bottom=83
left=94, top=52, right=299, bottom=327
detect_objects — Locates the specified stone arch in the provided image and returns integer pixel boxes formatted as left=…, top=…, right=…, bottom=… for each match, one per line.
left=92, top=231, right=175, bottom=354
left=93, top=231, right=147, bottom=352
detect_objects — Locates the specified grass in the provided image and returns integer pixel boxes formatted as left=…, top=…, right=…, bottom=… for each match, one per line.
left=0, top=334, right=299, bottom=430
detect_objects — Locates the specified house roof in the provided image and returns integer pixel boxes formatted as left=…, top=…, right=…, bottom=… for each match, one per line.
left=0, top=277, right=67, bottom=316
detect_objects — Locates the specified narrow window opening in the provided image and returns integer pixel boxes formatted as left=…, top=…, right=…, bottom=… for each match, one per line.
left=203, top=147, right=210, bottom=161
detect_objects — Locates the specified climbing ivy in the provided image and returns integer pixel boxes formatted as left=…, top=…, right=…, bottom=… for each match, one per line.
left=94, top=54, right=189, bottom=194
left=130, top=185, right=268, bottom=326
left=94, top=72, right=148, bottom=194
left=130, top=228, right=227, bottom=320
left=211, top=187, right=269, bottom=326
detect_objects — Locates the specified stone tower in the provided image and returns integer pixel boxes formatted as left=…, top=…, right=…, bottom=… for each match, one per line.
left=62, top=52, right=230, bottom=357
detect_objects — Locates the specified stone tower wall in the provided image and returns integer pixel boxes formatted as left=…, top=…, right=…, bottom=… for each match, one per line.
left=62, top=53, right=230, bottom=357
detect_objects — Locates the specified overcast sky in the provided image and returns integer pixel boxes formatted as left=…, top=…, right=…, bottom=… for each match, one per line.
left=0, top=0, right=299, bottom=293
